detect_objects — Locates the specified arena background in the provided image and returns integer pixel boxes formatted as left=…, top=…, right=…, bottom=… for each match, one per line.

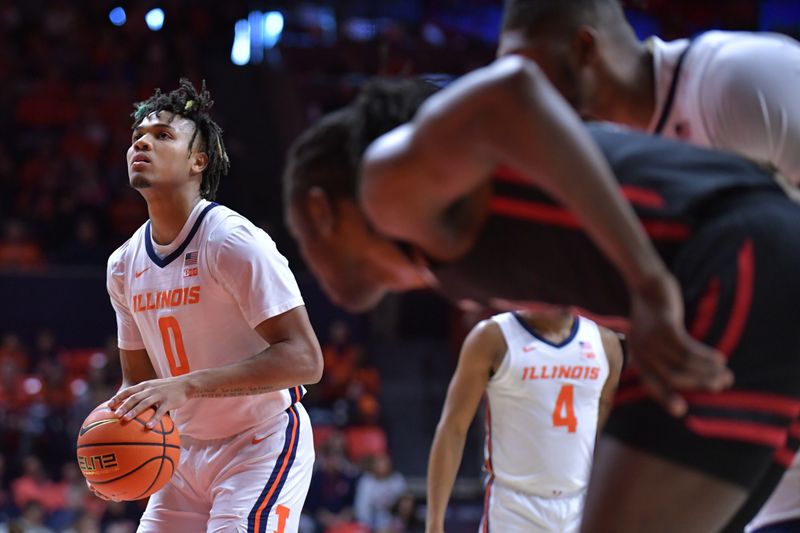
left=0, top=1, right=798, bottom=531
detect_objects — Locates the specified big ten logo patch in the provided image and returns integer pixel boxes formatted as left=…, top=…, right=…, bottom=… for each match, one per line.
left=184, top=250, right=199, bottom=278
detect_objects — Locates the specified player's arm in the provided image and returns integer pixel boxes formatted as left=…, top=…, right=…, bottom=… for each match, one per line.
left=597, top=328, right=623, bottom=433
left=118, top=348, right=158, bottom=390
left=361, top=55, right=731, bottom=416
left=700, top=36, right=800, bottom=186
left=426, top=319, right=505, bottom=533
left=109, top=305, right=322, bottom=427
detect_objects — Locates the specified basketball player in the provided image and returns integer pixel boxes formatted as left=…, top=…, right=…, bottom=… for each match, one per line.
left=497, top=0, right=800, bottom=186
left=99, top=80, right=323, bottom=533
left=284, top=59, right=800, bottom=531
left=426, top=311, right=622, bottom=532
left=497, top=2, right=800, bottom=529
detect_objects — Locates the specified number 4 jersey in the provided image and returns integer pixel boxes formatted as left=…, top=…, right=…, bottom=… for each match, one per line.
left=485, top=312, right=610, bottom=498
left=106, top=199, right=306, bottom=440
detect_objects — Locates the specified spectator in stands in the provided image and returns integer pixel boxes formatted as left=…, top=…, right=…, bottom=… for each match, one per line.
left=62, top=510, right=101, bottom=533
left=4, top=501, right=54, bottom=533
left=383, top=492, right=424, bottom=533
left=0, top=220, right=43, bottom=272
left=0, top=454, right=11, bottom=525
left=10, top=455, right=64, bottom=515
left=354, top=453, right=407, bottom=531
left=320, top=321, right=360, bottom=405
left=305, top=435, right=361, bottom=533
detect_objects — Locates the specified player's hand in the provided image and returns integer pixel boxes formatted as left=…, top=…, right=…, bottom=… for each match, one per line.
left=628, top=273, right=734, bottom=417
left=109, top=377, right=191, bottom=429
left=86, top=479, right=119, bottom=502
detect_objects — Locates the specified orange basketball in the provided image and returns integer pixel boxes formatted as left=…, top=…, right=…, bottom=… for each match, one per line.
left=76, top=403, right=180, bottom=501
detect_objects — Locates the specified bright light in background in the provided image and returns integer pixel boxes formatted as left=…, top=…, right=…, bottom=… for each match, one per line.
left=109, top=6, right=127, bottom=26
left=231, top=11, right=285, bottom=65
left=231, top=19, right=251, bottom=66
left=145, top=8, right=165, bottom=31
left=263, top=11, right=284, bottom=48
left=23, top=377, right=42, bottom=395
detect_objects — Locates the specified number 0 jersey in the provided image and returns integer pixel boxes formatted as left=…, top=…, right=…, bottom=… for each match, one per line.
left=107, top=199, right=305, bottom=440
left=485, top=313, right=609, bottom=498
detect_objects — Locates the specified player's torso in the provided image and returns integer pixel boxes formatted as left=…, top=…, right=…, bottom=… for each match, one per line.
left=118, top=202, right=297, bottom=439
left=125, top=204, right=267, bottom=378
left=484, top=313, right=609, bottom=498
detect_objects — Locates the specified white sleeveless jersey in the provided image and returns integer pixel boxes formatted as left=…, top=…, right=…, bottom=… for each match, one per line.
left=485, top=313, right=609, bottom=498
left=107, top=199, right=305, bottom=440
left=746, top=451, right=800, bottom=532
left=647, top=30, right=800, bottom=185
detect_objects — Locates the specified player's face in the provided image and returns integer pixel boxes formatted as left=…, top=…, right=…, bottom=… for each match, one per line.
left=286, top=197, right=419, bottom=312
left=127, top=112, right=203, bottom=192
left=498, top=29, right=587, bottom=117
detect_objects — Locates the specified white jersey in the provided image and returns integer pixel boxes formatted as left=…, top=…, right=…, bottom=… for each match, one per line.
left=746, top=451, right=800, bottom=532
left=107, top=199, right=305, bottom=440
left=484, top=313, right=609, bottom=498
left=647, top=30, right=800, bottom=185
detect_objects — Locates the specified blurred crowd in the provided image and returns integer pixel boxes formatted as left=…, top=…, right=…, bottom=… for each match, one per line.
left=0, top=320, right=424, bottom=533
left=3, top=0, right=797, bottom=531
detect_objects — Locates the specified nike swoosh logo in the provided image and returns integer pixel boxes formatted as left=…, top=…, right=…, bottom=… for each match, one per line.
left=522, top=344, right=537, bottom=352
left=79, top=419, right=118, bottom=436
left=135, top=266, right=152, bottom=278
left=251, top=432, right=276, bottom=445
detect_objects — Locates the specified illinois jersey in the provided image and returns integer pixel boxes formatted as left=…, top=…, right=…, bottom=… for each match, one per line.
left=485, top=312, right=609, bottom=498
left=107, top=199, right=305, bottom=440
left=648, top=30, right=800, bottom=185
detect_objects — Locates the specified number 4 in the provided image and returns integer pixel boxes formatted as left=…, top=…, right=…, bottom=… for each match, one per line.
left=552, top=384, right=577, bottom=433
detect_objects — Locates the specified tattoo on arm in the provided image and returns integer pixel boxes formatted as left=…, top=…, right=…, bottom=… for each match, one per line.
left=192, top=385, right=279, bottom=398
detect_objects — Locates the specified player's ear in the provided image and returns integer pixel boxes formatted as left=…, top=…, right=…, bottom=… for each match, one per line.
left=572, top=26, right=599, bottom=67
left=190, top=151, right=209, bottom=175
left=307, top=187, right=335, bottom=237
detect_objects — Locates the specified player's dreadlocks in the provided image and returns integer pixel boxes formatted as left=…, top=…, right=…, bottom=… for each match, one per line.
left=132, top=79, right=230, bottom=200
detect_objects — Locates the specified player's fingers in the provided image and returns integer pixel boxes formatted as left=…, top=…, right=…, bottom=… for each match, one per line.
left=680, top=336, right=734, bottom=390
left=147, top=403, right=170, bottom=429
left=117, top=392, right=157, bottom=420
left=637, top=367, right=688, bottom=417
left=109, top=384, right=141, bottom=408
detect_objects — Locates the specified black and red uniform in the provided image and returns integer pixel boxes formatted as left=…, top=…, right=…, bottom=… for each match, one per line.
left=430, top=123, right=800, bottom=491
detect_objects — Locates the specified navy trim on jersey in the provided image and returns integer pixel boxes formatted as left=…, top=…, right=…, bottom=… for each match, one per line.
left=144, top=202, right=219, bottom=268
left=654, top=36, right=699, bottom=135
left=247, top=404, right=301, bottom=533
left=512, top=313, right=580, bottom=348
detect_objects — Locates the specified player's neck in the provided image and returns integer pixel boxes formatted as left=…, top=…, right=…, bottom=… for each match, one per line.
left=519, top=310, right=576, bottom=344
left=594, top=45, right=655, bottom=130
left=145, top=190, right=203, bottom=245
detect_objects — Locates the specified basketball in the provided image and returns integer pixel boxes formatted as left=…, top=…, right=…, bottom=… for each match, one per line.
left=76, top=403, right=180, bottom=501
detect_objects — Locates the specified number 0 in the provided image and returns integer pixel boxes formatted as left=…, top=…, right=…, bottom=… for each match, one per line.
left=158, top=316, right=190, bottom=376
left=552, top=384, right=577, bottom=433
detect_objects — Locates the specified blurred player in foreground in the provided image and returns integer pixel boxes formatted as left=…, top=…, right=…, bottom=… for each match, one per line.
left=284, top=61, right=800, bottom=531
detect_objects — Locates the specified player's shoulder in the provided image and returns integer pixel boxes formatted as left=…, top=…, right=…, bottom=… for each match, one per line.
left=468, top=314, right=508, bottom=347
left=205, top=203, right=270, bottom=240
left=203, top=203, right=279, bottom=264
left=107, top=222, right=148, bottom=275
left=695, top=30, right=800, bottom=72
